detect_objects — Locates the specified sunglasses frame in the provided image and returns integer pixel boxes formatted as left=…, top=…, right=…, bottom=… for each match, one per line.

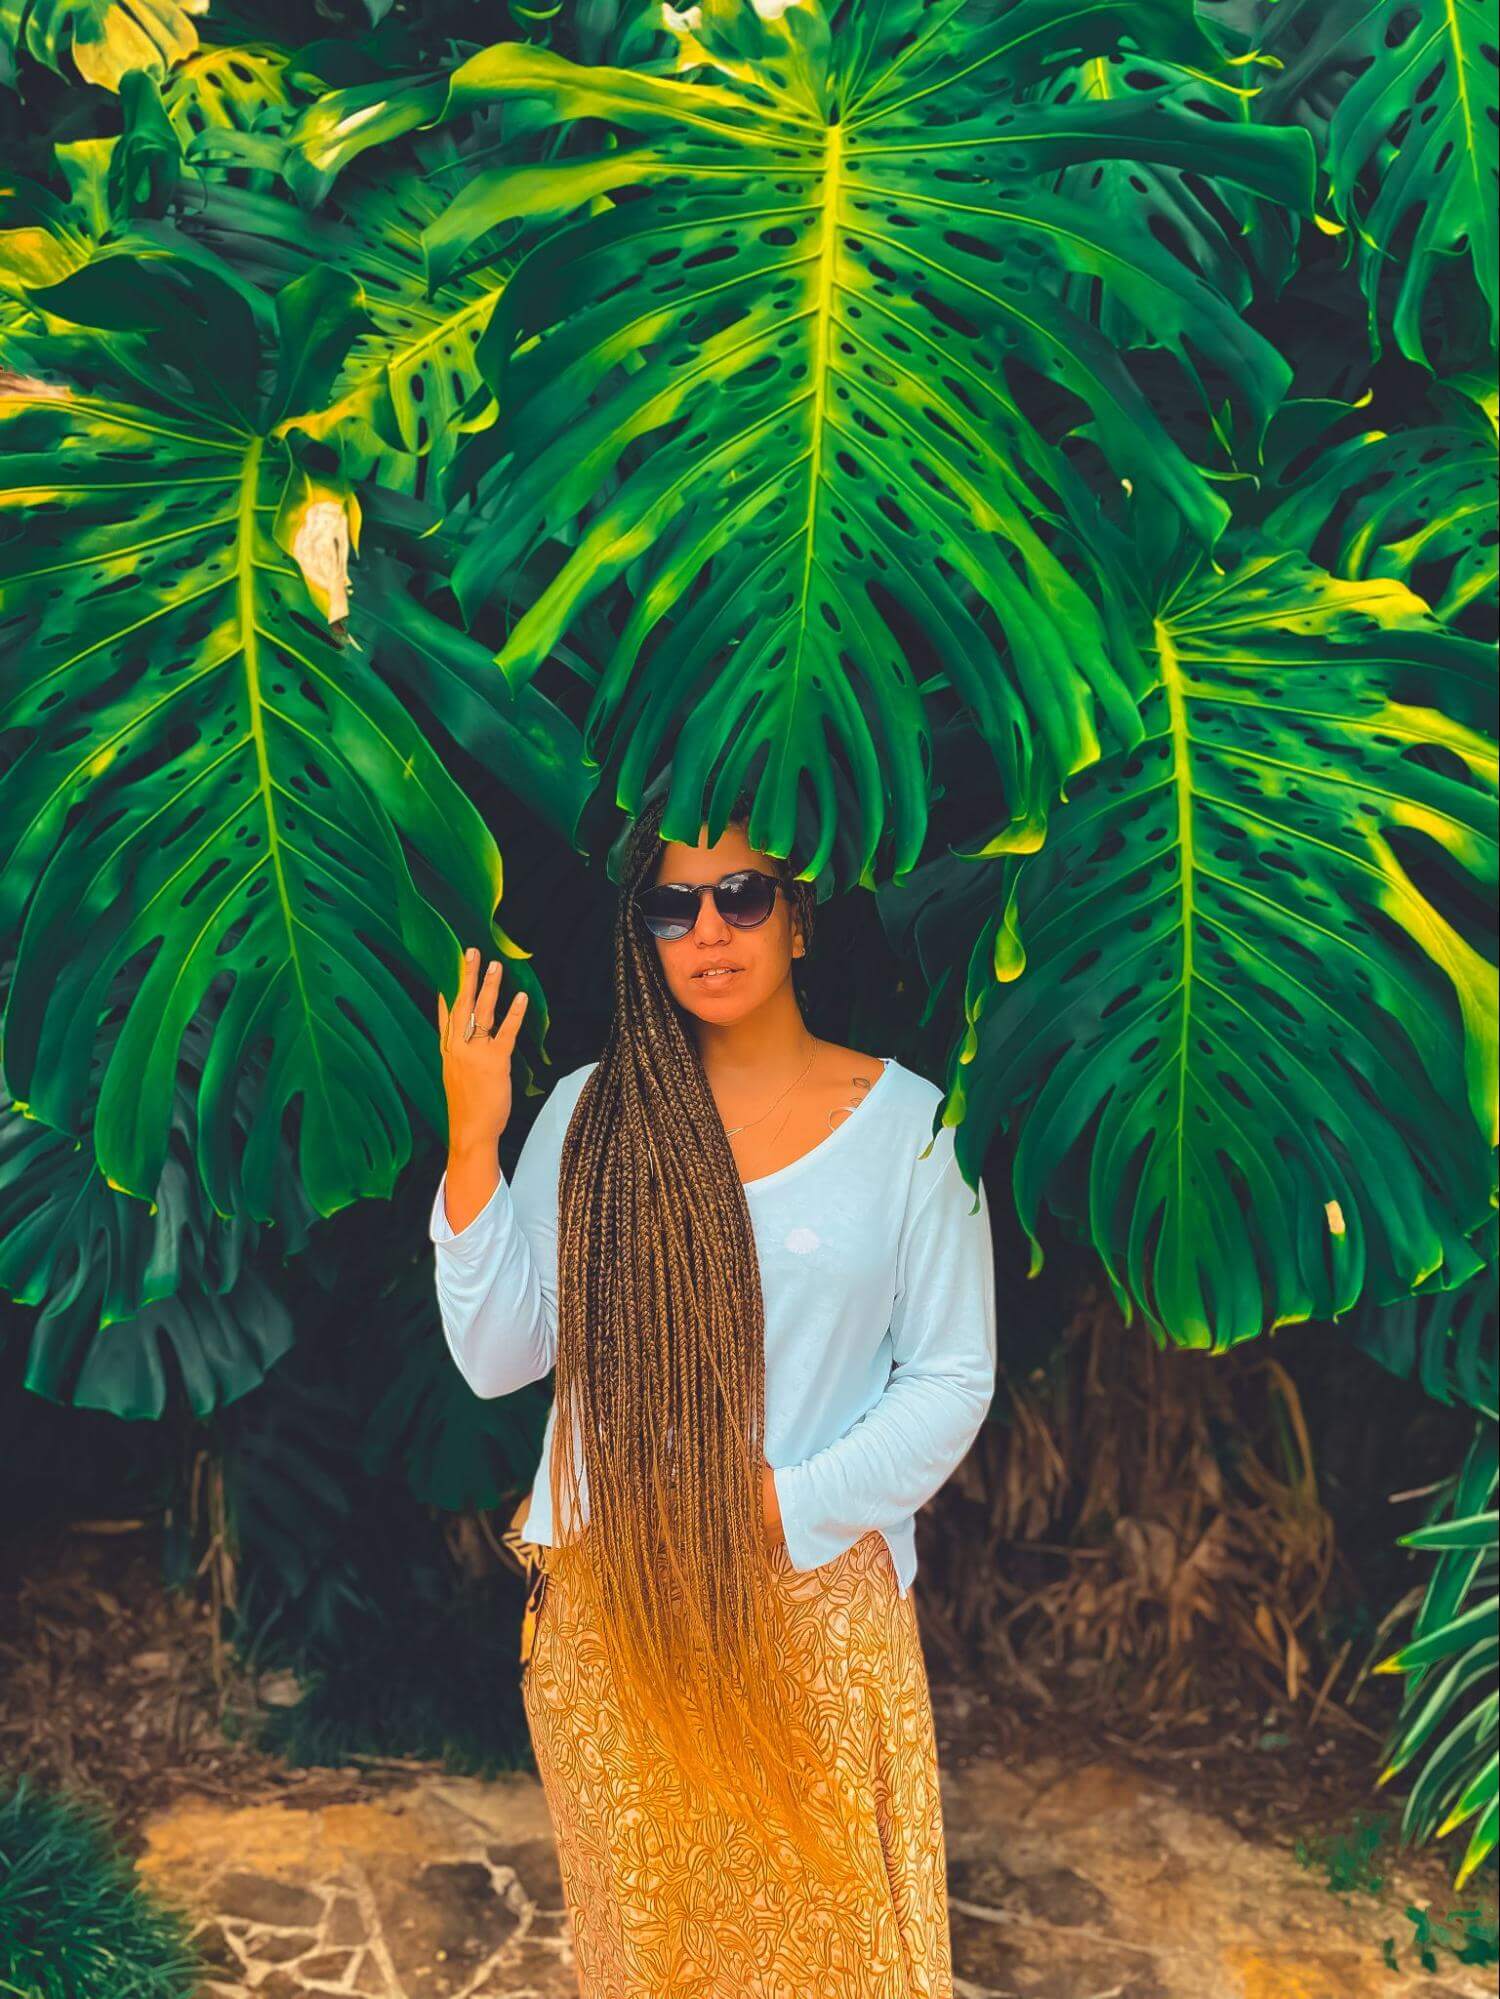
left=634, top=868, right=787, bottom=941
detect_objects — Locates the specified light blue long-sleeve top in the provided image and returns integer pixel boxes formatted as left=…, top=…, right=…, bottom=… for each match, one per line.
left=428, top=1055, right=997, bottom=1596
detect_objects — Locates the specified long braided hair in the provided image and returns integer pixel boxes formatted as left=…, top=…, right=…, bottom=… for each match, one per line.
left=545, top=791, right=862, bottom=1883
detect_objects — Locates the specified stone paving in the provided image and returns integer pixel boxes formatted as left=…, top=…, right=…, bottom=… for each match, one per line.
left=132, top=1754, right=1492, bottom=1999
left=137, top=1775, right=572, bottom=1998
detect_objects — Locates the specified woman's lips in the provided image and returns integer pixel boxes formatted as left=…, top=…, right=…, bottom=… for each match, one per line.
left=693, top=967, right=742, bottom=982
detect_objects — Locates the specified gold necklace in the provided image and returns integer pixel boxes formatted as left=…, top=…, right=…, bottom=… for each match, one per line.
left=721, top=1043, right=818, bottom=1137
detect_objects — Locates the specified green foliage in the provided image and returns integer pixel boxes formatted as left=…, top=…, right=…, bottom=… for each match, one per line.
left=246, top=1577, right=538, bottom=1776
left=1, top=0, right=207, bottom=94
left=0, top=0, right=1496, bottom=1876
left=0, top=246, right=556, bottom=1219
left=0, top=1772, right=202, bottom=1999
left=3, top=0, right=1489, bottom=1345
left=1255, top=0, right=1498, bottom=366
left=1375, top=1414, right=1499, bottom=1888
left=0, top=1083, right=297, bottom=1418
left=1263, top=387, right=1499, bottom=630
left=1349, top=1259, right=1497, bottom=1417
left=211, top=1223, right=549, bottom=1637
left=1336, top=1264, right=1498, bottom=1895
left=936, top=539, right=1494, bottom=1346
left=427, top=9, right=1313, bottom=880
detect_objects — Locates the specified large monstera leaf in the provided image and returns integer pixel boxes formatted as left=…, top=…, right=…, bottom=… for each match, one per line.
left=163, top=37, right=292, bottom=144
left=0, top=140, right=124, bottom=317
left=1045, top=49, right=1299, bottom=339
left=1349, top=1260, right=1498, bottom=1419
left=942, top=540, right=1497, bottom=1348
left=0, top=1075, right=297, bottom=1419
left=0, top=0, right=205, bottom=91
left=1259, top=0, right=1498, bottom=364
left=0, top=245, right=546, bottom=1220
left=0, top=171, right=92, bottom=308
left=401, top=0, right=1310, bottom=885
left=1261, top=392, right=1498, bottom=635
left=183, top=174, right=516, bottom=506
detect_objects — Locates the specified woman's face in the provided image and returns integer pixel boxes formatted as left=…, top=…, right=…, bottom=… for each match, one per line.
left=647, top=822, right=804, bottom=1023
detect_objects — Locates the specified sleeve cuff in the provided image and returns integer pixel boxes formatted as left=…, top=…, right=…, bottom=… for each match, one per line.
left=429, top=1167, right=514, bottom=1250
left=770, top=1460, right=844, bottom=1573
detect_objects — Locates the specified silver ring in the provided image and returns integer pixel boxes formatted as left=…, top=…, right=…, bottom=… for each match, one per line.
left=463, top=1010, right=478, bottom=1042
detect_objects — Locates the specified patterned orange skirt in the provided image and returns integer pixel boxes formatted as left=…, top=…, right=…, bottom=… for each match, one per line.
left=512, top=1522, right=953, bottom=1999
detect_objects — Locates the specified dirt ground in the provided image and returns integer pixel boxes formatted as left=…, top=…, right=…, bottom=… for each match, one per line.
left=3, top=1518, right=1494, bottom=1998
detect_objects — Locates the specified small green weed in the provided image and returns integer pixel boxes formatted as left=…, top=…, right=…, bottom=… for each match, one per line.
left=1382, top=1901, right=1499, bottom=1975
left=1293, top=1810, right=1394, bottom=1897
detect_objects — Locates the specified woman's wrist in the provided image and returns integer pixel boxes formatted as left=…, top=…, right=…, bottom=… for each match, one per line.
left=448, top=1128, right=504, bottom=1165
left=442, top=1140, right=503, bottom=1234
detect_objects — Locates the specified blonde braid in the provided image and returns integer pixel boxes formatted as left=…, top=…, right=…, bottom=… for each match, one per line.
left=545, top=793, right=863, bottom=1888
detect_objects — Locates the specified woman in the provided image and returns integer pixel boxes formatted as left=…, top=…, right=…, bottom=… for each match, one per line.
left=429, top=791, right=996, bottom=1999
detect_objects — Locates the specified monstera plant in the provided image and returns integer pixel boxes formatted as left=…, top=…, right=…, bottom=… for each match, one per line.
left=422, top=5, right=1312, bottom=878
left=1, top=0, right=1495, bottom=1880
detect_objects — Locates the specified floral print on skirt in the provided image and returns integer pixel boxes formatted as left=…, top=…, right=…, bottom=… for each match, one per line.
left=514, top=1521, right=953, bottom=1999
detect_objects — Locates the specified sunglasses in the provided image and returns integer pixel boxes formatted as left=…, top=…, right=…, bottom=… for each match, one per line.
left=634, top=869, right=787, bottom=941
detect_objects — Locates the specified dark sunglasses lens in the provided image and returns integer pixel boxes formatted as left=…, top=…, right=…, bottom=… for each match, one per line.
left=718, top=874, right=776, bottom=926
left=637, top=888, right=697, bottom=938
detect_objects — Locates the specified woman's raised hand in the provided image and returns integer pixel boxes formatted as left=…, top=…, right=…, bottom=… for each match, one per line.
left=437, top=947, right=528, bottom=1156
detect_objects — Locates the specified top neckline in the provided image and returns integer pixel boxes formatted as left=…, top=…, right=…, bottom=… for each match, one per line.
left=741, top=1056, right=896, bottom=1196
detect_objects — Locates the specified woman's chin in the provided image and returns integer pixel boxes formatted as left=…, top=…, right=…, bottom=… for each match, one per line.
left=679, top=975, right=753, bottom=1016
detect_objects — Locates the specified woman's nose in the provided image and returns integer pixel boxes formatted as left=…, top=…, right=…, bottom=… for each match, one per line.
left=694, top=895, right=732, bottom=942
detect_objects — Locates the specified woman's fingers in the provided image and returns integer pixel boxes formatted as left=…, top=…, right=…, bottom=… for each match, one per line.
left=440, top=948, right=525, bottom=1053
left=456, top=946, right=480, bottom=1016
left=495, top=989, right=528, bottom=1053
left=474, top=958, right=503, bottom=1032
left=441, top=947, right=482, bottom=1041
